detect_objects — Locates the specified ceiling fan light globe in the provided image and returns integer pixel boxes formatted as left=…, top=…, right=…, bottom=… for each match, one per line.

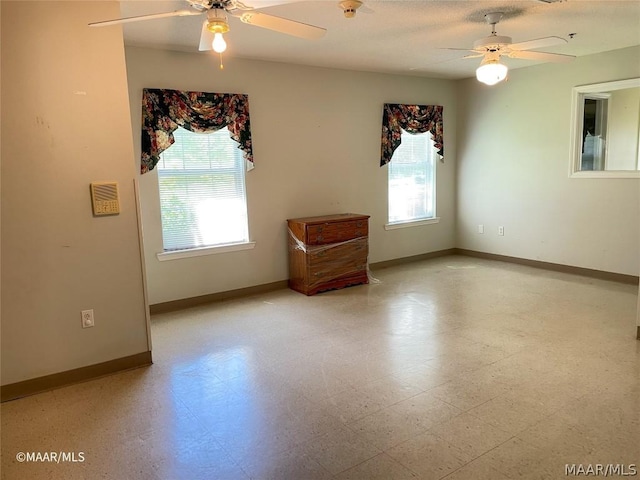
left=476, top=61, right=508, bottom=85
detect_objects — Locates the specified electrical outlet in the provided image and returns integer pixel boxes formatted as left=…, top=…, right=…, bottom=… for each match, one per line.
left=498, top=226, right=505, bottom=236
left=478, top=224, right=484, bottom=234
left=81, top=309, right=94, bottom=328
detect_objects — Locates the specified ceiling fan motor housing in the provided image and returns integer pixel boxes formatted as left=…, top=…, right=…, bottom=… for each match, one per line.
left=339, top=0, right=363, bottom=18
left=474, top=35, right=512, bottom=51
left=188, top=0, right=217, bottom=11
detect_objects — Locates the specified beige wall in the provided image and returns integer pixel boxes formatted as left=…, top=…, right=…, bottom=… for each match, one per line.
left=1, top=1, right=149, bottom=385
left=125, top=47, right=458, bottom=305
left=456, top=46, right=640, bottom=276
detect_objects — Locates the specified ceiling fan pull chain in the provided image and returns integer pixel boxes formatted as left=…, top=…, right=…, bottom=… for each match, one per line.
left=219, top=52, right=224, bottom=70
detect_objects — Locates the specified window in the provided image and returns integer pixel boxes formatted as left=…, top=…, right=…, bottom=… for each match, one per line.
left=157, top=127, right=249, bottom=252
left=388, top=129, right=437, bottom=225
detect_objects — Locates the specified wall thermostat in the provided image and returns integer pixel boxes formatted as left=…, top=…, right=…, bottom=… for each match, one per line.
left=90, top=182, right=120, bottom=216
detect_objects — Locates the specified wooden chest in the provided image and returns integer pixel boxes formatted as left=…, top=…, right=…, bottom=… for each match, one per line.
left=287, top=213, right=370, bottom=296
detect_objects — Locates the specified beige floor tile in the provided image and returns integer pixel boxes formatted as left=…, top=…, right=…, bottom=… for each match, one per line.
left=297, top=425, right=382, bottom=475
left=320, top=386, right=391, bottom=423
left=240, top=449, right=333, bottom=480
left=140, top=430, right=249, bottom=480
left=334, top=453, right=419, bottom=479
left=483, top=436, right=583, bottom=480
left=588, top=444, right=640, bottom=466
left=334, top=358, right=404, bottom=389
left=428, top=412, right=513, bottom=460
left=454, top=324, right=539, bottom=354
left=389, top=361, right=454, bottom=391
left=271, top=354, right=358, bottom=401
left=348, top=390, right=464, bottom=450
left=352, top=375, right=425, bottom=406
left=386, top=431, right=472, bottom=479
left=516, top=414, right=599, bottom=458
left=441, top=455, right=512, bottom=480
left=516, top=391, right=640, bottom=461
left=347, top=404, right=431, bottom=451
left=466, top=392, right=554, bottom=435
left=428, top=375, right=513, bottom=411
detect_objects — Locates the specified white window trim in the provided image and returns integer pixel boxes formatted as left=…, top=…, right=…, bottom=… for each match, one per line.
left=384, top=217, right=440, bottom=230
left=157, top=241, right=256, bottom=261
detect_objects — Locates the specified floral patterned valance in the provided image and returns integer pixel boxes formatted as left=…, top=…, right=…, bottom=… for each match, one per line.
left=141, top=88, right=253, bottom=174
left=380, top=103, right=444, bottom=167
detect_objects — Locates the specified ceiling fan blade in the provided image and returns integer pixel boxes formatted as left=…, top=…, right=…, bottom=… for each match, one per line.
left=89, top=10, right=202, bottom=27
left=411, top=53, right=479, bottom=69
left=441, top=47, right=480, bottom=53
left=509, top=50, right=575, bottom=63
left=441, top=47, right=473, bottom=51
left=235, top=0, right=303, bottom=7
left=199, top=20, right=214, bottom=51
left=509, top=36, right=567, bottom=51
left=236, top=12, right=326, bottom=39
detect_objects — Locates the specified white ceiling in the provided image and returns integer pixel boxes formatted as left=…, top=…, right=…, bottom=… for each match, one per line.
left=115, top=0, right=640, bottom=79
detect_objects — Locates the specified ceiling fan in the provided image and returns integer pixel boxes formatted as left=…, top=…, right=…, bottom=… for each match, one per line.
left=446, top=12, right=575, bottom=85
left=89, top=0, right=326, bottom=56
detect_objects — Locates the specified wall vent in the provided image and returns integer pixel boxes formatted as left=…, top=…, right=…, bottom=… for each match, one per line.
left=90, top=182, right=120, bottom=216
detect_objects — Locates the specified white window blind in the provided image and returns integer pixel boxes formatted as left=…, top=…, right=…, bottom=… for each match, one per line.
left=388, top=129, right=436, bottom=224
left=157, top=127, right=249, bottom=251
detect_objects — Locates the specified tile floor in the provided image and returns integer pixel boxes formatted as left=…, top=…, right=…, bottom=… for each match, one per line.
left=2, top=256, right=639, bottom=479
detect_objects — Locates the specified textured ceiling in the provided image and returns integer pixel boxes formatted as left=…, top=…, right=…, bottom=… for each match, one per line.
left=113, top=0, right=640, bottom=79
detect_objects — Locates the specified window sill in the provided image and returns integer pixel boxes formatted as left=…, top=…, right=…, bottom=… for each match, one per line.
left=569, top=170, right=640, bottom=179
left=384, top=217, right=440, bottom=230
left=157, top=241, right=256, bottom=261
